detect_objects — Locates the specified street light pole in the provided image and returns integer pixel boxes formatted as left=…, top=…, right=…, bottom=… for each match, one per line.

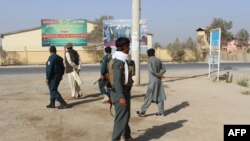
left=132, top=0, right=141, bottom=85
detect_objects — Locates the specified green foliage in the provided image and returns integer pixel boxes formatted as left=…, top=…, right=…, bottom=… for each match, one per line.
left=88, top=15, right=114, bottom=44
left=0, top=47, right=7, bottom=58
left=235, top=28, right=249, bottom=48
left=167, top=38, right=185, bottom=62
left=206, top=18, right=234, bottom=46
left=241, top=90, right=250, bottom=95
left=237, top=78, right=249, bottom=87
left=85, top=46, right=104, bottom=63
left=247, top=48, right=250, bottom=54
left=154, top=42, right=162, bottom=48
left=185, top=37, right=196, bottom=49
left=140, top=54, right=148, bottom=62
left=0, top=49, right=22, bottom=66
left=0, top=47, right=8, bottom=65
left=167, top=37, right=200, bottom=62
left=185, top=37, right=200, bottom=61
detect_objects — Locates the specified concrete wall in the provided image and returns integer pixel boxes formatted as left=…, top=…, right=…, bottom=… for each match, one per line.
left=221, top=51, right=250, bottom=62
left=0, top=49, right=100, bottom=65
left=155, top=48, right=172, bottom=62
left=155, top=48, right=197, bottom=62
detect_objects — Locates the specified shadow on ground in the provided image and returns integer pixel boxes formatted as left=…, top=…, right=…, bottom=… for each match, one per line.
left=135, top=120, right=188, bottom=141
left=164, top=101, right=190, bottom=116
left=164, top=68, right=232, bottom=82
left=82, top=93, right=101, bottom=99
left=136, top=101, right=190, bottom=117
left=68, top=93, right=103, bottom=107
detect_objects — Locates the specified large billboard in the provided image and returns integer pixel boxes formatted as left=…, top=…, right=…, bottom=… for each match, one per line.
left=103, top=19, right=147, bottom=47
left=41, top=19, right=87, bottom=47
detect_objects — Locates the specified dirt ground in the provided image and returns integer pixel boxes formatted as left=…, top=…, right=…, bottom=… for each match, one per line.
left=0, top=68, right=250, bottom=141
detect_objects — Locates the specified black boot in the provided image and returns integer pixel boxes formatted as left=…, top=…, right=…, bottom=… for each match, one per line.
left=58, top=98, right=68, bottom=109
left=46, top=100, right=55, bottom=108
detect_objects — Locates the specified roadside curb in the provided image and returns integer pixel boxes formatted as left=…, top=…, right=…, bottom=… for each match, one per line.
left=0, top=63, right=100, bottom=68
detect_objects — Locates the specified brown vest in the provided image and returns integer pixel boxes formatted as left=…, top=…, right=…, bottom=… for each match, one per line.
left=65, top=49, right=79, bottom=73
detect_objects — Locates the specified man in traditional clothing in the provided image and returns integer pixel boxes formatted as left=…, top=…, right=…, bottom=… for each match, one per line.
left=137, top=48, right=166, bottom=117
left=98, top=46, right=112, bottom=103
left=110, top=37, right=133, bottom=141
left=64, top=43, right=83, bottom=99
left=46, top=46, right=68, bottom=109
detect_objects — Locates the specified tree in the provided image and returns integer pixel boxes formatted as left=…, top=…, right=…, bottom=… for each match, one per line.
left=184, top=37, right=196, bottom=49
left=88, top=15, right=114, bottom=44
left=154, top=42, right=162, bottom=48
left=0, top=47, right=7, bottom=62
left=206, top=18, right=234, bottom=46
left=167, top=38, right=185, bottom=62
left=87, top=16, right=114, bottom=63
left=184, top=37, right=201, bottom=61
left=235, top=28, right=249, bottom=49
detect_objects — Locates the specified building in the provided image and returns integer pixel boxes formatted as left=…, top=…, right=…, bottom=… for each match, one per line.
left=222, top=40, right=237, bottom=52
left=196, top=28, right=209, bottom=50
left=1, top=20, right=153, bottom=65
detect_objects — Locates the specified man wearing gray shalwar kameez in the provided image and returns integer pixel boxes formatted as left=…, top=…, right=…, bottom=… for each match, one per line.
left=137, top=48, right=166, bottom=117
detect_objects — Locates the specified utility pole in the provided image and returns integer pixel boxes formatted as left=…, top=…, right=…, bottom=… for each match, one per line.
left=132, top=0, right=141, bottom=85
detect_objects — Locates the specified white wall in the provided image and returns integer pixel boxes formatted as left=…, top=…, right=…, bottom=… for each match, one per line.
left=2, top=22, right=95, bottom=52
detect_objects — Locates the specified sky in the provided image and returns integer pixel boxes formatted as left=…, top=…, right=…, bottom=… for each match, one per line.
left=0, top=0, right=250, bottom=46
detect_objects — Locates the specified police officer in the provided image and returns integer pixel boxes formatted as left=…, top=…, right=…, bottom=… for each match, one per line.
left=46, top=46, right=68, bottom=109
left=127, top=56, right=136, bottom=93
left=98, top=46, right=112, bottom=103
left=110, top=37, right=133, bottom=141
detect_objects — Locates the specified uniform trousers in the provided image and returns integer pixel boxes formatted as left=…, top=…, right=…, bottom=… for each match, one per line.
left=48, top=75, right=63, bottom=101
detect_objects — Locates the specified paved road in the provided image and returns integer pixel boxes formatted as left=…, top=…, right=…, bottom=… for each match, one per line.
left=0, top=63, right=249, bottom=75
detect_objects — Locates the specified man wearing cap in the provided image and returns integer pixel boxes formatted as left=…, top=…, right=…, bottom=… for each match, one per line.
left=46, top=46, right=68, bottom=109
left=64, top=43, right=83, bottom=99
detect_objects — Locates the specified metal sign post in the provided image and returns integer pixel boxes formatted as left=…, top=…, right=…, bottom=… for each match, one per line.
left=208, top=28, right=221, bottom=82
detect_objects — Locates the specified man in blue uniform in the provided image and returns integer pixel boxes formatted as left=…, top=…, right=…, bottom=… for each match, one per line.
left=98, top=46, right=112, bottom=103
left=46, top=46, right=68, bottom=109
left=110, top=37, right=133, bottom=141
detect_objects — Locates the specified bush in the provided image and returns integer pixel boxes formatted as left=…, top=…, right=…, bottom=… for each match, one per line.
left=0, top=48, right=8, bottom=65
left=237, top=78, right=249, bottom=87
left=247, top=48, right=250, bottom=54
left=241, top=90, right=250, bottom=95
left=0, top=48, right=23, bottom=66
left=140, top=54, right=148, bottom=62
left=167, top=46, right=185, bottom=62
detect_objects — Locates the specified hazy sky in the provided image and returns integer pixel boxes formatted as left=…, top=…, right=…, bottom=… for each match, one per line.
left=0, top=0, right=249, bottom=45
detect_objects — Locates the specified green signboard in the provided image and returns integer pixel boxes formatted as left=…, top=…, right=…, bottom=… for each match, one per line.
left=41, top=19, right=87, bottom=46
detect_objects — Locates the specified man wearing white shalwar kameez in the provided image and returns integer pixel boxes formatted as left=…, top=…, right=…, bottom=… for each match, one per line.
left=64, top=43, right=83, bottom=99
